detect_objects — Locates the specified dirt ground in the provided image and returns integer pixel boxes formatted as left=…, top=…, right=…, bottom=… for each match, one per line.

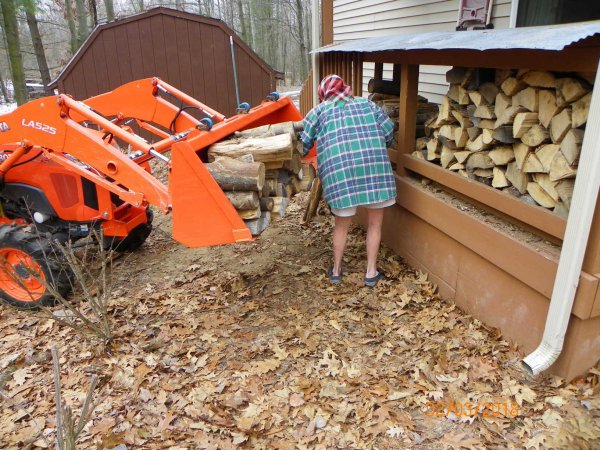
left=1, top=193, right=599, bottom=449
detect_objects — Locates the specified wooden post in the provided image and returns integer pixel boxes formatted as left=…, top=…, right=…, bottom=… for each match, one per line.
left=374, top=62, right=383, bottom=81
left=396, top=64, right=420, bottom=175
left=393, top=64, right=401, bottom=83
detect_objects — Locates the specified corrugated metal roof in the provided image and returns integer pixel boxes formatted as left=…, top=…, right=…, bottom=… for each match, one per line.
left=315, top=20, right=600, bottom=54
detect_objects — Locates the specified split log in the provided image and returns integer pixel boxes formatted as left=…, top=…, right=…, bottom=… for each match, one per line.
left=572, top=92, right=591, bottom=128
left=492, top=126, right=517, bottom=144
left=521, top=124, right=550, bottom=147
left=441, top=146, right=456, bottom=169
left=451, top=110, right=473, bottom=129
left=556, top=179, right=575, bottom=209
left=454, top=127, right=469, bottom=147
left=427, top=138, right=441, bottom=161
left=468, top=91, right=486, bottom=106
left=259, top=196, right=274, bottom=211
left=535, top=144, right=560, bottom=172
left=449, top=162, right=465, bottom=171
left=205, top=157, right=265, bottom=191
left=560, top=129, right=584, bottom=165
left=549, top=152, right=577, bottom=181
left=208, top=133, right=294, bottom=163
left=488, top=146, right=515, bottom=165
left=303, top=177, right=322, bottom=223
left=245, top=211, right=271, bottom=236
left=550, top=108, right=572, bottom=143
left=522, top=153, right=545, bottom=173
left=538, top=90, right=560, bottom=128
left=235, top=122, right=297, bottom=140
left=492, top=167, right=510, bottom=188
left=448, top=84, right=470, bottom=104
left=513, top=87, right=538, bottom=112
left=272, top=197, right=290, bottom=220
left=225, top=191, right=260, bottom=210
left=521, top=71, right=556, bottom=88
left=479, top=82, right=500, bottom=104
left=466, top=135, right=491, bottom=152
left=501, top=77, right=527, bottom=96
left=495, top=69, right=515, bottom=86
left=527, top=182, right=557, bottom=208
left=474, top=104, right=496, bottom=119
left=455, top=151, right=471, bottom=164
left=478, top=119, right=496, bottom=129
left=439, top=124, right=456, bottom=140
left=466, top=151, right=494, bottom=170
left=482, top=128, right=495, bottom=145
left=533, top=173, right=559, bottom=201
left=513, top=143, right=531, bottom=170
left=494, top=93, right=512, bottom=118
left=558, top=77, right=589, bottom=103
left=506, top=161, right=529, bottom=194
left=416, top=137, right=429, bottom=151
left=495, top=105, right=526, bottom=128
left=238, top=206, right=262, bottom=220
left=473, top=168, right=493, bottom=178
left=435, top=97, right=455, bottom=126
left=513, top=112, right=539, bottom=138
left=446, top=67, right=475, bottom=87
left=298, top=163, right=316, bottom=191
left=467, top=126, right=481, bottom=140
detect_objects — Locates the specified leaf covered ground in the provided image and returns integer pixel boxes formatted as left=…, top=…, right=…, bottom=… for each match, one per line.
left=1, top=193, right=599, bottom=449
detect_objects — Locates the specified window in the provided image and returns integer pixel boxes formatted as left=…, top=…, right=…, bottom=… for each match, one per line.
left=516, top=0, right=600, bottom=27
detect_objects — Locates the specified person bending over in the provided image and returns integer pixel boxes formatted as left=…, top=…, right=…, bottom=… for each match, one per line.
left=300, top=74, right=396, bottom=287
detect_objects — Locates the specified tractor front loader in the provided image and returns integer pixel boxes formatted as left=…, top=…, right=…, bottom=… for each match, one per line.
left=0, top=77, right=302, bottom=307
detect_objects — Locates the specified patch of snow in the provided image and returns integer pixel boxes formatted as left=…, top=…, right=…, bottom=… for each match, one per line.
left=0, top=102, right=16, bottom=115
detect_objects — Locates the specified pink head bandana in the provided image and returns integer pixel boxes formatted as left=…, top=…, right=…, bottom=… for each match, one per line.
left=318, top=74, right=353, bottom=102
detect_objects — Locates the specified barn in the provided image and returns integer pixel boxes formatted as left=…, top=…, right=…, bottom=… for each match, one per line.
left=50, top=7, right=282, bottom=117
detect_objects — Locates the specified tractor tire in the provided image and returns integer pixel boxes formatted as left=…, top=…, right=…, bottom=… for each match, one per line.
left=0, top=225, right=72, bottom=309
left=109, top=209, right=153, bottom=252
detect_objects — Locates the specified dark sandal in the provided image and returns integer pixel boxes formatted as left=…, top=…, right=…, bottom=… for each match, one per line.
left=327, top=266, right=343, bottom=285
left=364, top=270, right=386, bottom=288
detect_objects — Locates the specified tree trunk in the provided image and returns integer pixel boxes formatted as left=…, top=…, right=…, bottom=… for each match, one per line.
left=294, top=0, right=308, bottom=82
left=104, top=0, right=114, bottom=20
left=1, top=0, right=28, bottom=105
left=89, top=0, right=98, bottom=27
left=76, top=0, right=89, bottom=47
left=237, top=0, right=247, bottom=42
left=65, top=0, right=78, bottom=53
left=25, top=6, right=52, bottom=94
left=0, top=71, right=10, bottom=103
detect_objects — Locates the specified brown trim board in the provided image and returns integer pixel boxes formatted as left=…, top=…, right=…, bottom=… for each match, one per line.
left=400, top=155, right=566, bottom=240
left=395, top=176, right=599, bottom=320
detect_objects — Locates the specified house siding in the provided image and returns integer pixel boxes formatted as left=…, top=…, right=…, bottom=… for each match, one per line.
left=332, top=0, right=513, bottom=102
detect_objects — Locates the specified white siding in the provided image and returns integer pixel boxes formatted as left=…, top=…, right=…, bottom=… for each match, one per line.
left=332, top=0, right=513, bottom=102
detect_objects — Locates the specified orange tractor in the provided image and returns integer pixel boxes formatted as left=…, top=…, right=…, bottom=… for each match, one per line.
left=0, top=77, right=302, bottom=308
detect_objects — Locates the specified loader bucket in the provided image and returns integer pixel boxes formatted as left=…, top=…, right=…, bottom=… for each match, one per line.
left=236, top=96, right=304, bottom=133
left=169, top=141, right=252, bottom=247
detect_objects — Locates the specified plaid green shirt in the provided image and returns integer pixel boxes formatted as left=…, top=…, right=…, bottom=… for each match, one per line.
left=301, top=97, right=396, bottom=209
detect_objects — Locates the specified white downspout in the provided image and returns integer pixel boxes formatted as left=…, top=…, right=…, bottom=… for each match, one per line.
left=522, top=61, right=600, bottom=375
left=311, top=0, right=319, bottom=108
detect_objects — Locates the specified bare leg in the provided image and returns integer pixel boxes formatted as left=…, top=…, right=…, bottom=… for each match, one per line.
left=366, top=208, right=385, bottom=278
left=332, top=215, right=352, bottom=276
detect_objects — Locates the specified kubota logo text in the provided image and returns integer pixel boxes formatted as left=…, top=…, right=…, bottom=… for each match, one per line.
left=22, top=119, right=57, bottom=135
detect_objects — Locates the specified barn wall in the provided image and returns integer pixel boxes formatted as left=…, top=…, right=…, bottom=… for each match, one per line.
left=332, top=0, right=512, bottom=102
left=56, top=11, right=276, bottom=117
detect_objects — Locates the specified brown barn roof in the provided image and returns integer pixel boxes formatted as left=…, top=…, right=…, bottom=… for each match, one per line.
left=51, top=7, right=283, bottom=117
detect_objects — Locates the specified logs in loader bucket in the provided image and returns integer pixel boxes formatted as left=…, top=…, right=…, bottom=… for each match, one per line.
left=0, top=78, right=303, bottom=248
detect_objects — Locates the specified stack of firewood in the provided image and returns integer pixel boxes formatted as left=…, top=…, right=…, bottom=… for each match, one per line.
left=368, top=78, right=439, bottom=146
left=414, top=67, right=593, bottom=217
left=207, top=122, right=316, bottom=235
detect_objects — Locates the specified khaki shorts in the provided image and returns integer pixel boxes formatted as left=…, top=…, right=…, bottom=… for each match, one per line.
left=330, top=198, right=396, bottom=217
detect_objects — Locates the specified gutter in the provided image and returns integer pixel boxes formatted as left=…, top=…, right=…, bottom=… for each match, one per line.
left=522, top=61, right=600, bottom=375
